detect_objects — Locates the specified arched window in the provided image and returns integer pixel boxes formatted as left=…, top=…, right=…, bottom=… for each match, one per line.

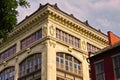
left=56, top=52, right=82, bottom=75
left=0, top=67, right=15, bottom=80
left=19, top=53, right=41, bottom=80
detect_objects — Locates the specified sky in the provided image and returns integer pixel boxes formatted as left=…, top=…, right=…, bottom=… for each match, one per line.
left=17, top=0, right=120, bottom=36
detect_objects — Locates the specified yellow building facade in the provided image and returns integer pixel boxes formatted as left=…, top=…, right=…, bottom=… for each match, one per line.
left=0, top=3, right=108, bottom=80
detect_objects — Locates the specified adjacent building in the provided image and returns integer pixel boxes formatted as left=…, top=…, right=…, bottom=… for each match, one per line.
left=89, top=31, right=120, bottom=80
left=0, top=3, right=108, bottom=80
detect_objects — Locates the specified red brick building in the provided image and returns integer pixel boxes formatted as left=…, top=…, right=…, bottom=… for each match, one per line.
left=89, top=31, right=120, bottom=80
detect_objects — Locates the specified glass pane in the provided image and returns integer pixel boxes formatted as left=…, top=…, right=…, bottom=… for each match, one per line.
left=60, top=59, right=64, bottom=64
left=56, top=57, right=59, bottom=62
left=69, top=62, right=72, bottom=67
left=66, top=61, right=68, bottom=66
left=74, top=64, right=77, bottom=69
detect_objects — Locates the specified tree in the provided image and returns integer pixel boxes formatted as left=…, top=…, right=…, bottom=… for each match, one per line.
left=0, top=0, right=30, bottom=40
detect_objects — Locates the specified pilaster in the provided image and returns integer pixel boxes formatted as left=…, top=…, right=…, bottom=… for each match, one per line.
left=82, top=55, right=90, bottom=80
left=16, top=41, right=21, bottom=53
left=42, top=40, right=56, bottom=80
left=14, top=58, right=19, bottom=80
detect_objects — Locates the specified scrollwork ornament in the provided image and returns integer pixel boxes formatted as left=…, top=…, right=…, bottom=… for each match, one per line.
left=49, top=25, right=55, bottom=36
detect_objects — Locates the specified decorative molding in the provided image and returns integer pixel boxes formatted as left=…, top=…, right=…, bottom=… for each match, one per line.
left=15, top=56, right=18, bottom=62
left=3, top=61, right=7, bottom=67
left=26, top=48, right=31, bottom=54
left=42, top=41, right=49, bottom=47
left=49, top=40, right=56, bottom=48
left=47, top=10, right=108, bottom=45
left=0, top=4, right=108, bottom=47
left=49, top=24, right=55, bottom=36
left=68, top=46, right=73, bottom=52
left=42, top=24, right=48, bottom=37
left=82, top=40, right=86, bottom=50
left=83, top=55, right=87, bottom=61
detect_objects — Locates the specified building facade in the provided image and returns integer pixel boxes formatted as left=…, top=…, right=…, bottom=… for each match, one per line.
left=89, top=31, right=120, bottom=80
left=0, top=3, right=108, bottom=80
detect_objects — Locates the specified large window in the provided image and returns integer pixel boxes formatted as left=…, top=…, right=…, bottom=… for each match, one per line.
left=21, top=29, right=42, bottom=50
left=19, top=53, right=41, bottom=80
left=87, top=43, right=100, bottom=53
left=95, top=61, right=105, bottom=80
left=56, top=52, right=82, bottom=76
left=0, top=45, right=16, bottom=62
left=0, top=67, right=15, bottom=80
left=113, top=55, right=120, bottom=80
left=56, top=29, right=80, bottom=48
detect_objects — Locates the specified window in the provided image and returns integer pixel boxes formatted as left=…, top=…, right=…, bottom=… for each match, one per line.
left=0, top=45, right=16, bottom=62
left=0, top=67, right=15, bottom=80
left=56, top=28, right=80, bottom=48
left=95, top=61, right=104, bottom=80
left=19, top=53, right=41, bottom=78
left=87, top=43, right=100, bottom=53
left=113, top=55, right=120, bottom=80
left=21, top=29, right=42, bottom=50
left=56, top=52, right=82, bottom=75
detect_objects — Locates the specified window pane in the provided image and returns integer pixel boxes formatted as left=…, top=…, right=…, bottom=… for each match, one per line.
left=56, top=57, right=59, bottom=62
left=60, top=59, right=64, bottom=64
left=95, top=61, right=104, bottom=80
left=69, top=62, right=72, bottom=67
left=56, top=52, right=82, bottom=75
left=74, top=64, right=77, bottom=69
left=0, top=67, right=15, bottom=80
left=56, top=29, right=80, bottom=48
left=113, top=55, right=120, bottom=79
left=19, top=54, right=41, bottom=77
left=21, top=29, right=42, bottom=50
left=66, top=61, right=68, bottom=66
left=78, top=65, right=80, bottom=70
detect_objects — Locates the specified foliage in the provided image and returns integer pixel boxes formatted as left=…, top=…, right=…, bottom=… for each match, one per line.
left=0, top=0, right=30, bottom=40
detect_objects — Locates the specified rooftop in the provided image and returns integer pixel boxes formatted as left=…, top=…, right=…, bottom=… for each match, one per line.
left=17, top=3, right=107, bottom=37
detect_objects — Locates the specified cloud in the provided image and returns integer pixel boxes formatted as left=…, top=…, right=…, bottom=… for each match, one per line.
left=92, top=0, right=120, bottom=11
left=17, top=0, right=120, bottom=36
left=95, top=18, right=120, bottom=36
left=97, top=18, right=110, bottom=27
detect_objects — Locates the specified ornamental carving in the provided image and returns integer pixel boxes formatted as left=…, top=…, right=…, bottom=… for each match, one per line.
left=68, top=46, right=73, bottom=52
left=42, top=40, right=56, bottom=48
left=15, top=56, right=18, bottom=62
left=3, top=61, right=7, bottom=67
left=42, top=24, right=48, bottom=37
left=82, top=40, right=86, bottom=50
left=26, top=48, right=31, bottom=54
left=49, top=40, right=56, bottom=48
left=49, top=25, right=55, bottom=36
left=42, top=41, right=49, bottom=47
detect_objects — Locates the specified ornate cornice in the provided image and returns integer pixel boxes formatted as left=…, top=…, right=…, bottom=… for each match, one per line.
left=46, top=6, right=108, bottom=45
left=0, top=3, right=108, bottom=46
left=9, top=11, right=49, bottom=38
